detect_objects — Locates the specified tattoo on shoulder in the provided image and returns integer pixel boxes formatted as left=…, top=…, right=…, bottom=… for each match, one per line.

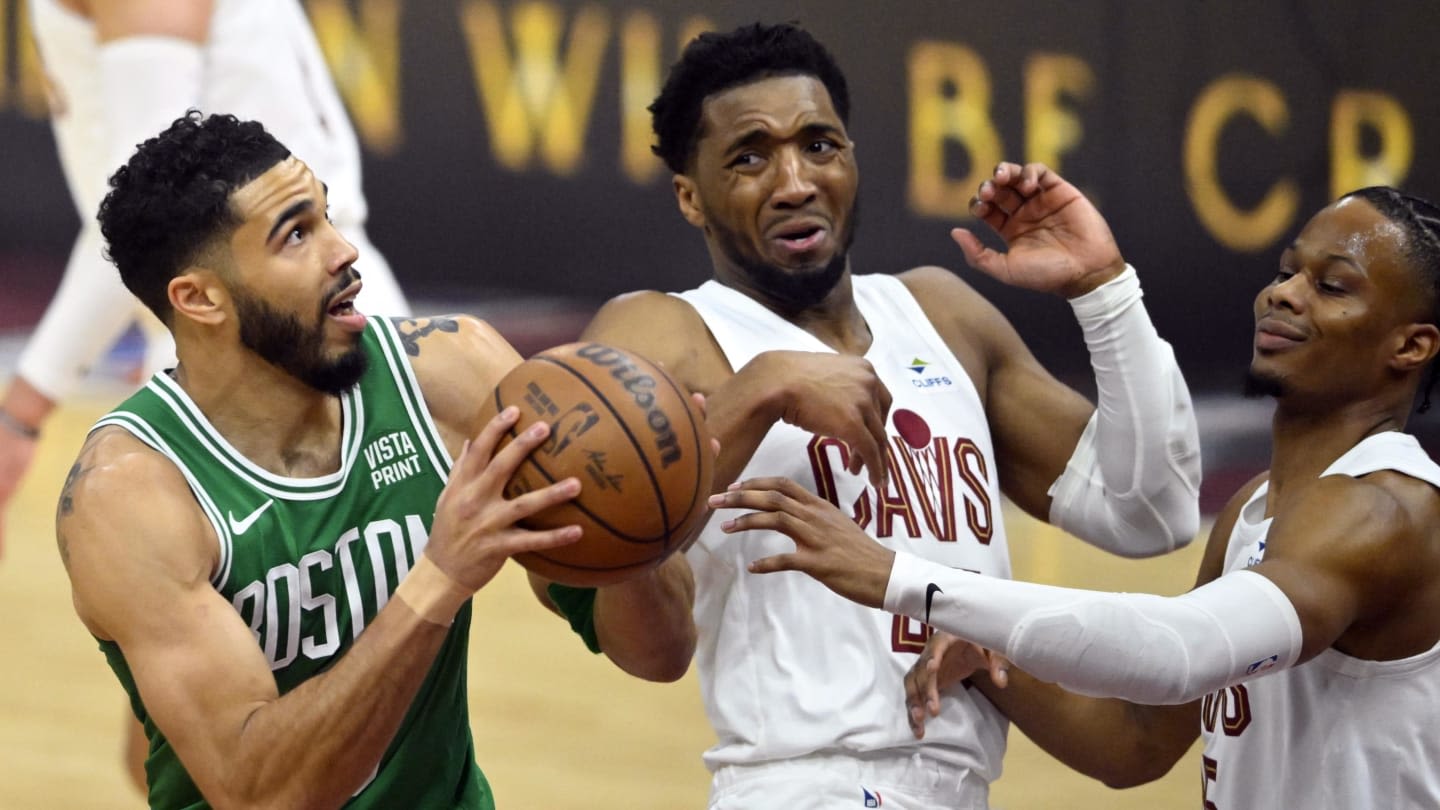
left=56, top=458, right=94, bottom=565
left=392, top=316, right=461, bottom=357
left=58, top=459, right=91, bottom=518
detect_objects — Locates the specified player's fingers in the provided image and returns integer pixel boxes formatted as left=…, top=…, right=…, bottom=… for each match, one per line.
left=1013, top=162, right=1050, bottom=197
left=979, top=179, right=1027, bottom=218
left=504, top=476, right=582, bottom=522
left=483, top=418, right=550, bottom=484
left=951, top=229, right=1008, bottom=279
left=853, top=414, right=888, bottom=491
left=496, top=524, right=583, bottom=557
left=992, top=161, right=1023, bottom=183
left=989, top=652, right=1011, bottom=689
left=466, top=406, right=521, bottom=469
left=746, top=552, right=799, bottom=575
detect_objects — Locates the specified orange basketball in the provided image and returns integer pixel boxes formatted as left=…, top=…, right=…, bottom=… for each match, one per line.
left=478, top=342, right=715, bottom=587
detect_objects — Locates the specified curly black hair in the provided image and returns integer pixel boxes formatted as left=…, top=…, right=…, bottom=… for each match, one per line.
left=1344, top=187, right=1440, bottom=411
left=97, top=111, right=291, bottom=324
left=649, top=22, right=850, bottom=175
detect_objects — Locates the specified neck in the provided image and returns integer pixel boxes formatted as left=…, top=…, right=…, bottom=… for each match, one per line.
left=1266, top=394, right=1408, bottom=497
left=173, top=342, right=345, bottom=478
left=717, top=268, right=872, bottom=355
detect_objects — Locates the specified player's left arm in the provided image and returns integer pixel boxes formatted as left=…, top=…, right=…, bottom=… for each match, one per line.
left=925, top=161, right=1201, bottom=557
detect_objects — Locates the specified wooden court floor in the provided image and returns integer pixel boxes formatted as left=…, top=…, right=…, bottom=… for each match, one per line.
left=0, top=395, right=1203, bottom=809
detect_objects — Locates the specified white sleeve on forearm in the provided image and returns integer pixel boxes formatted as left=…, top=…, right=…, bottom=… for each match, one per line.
left=1049, top=266, right=1202, bottom=557
left=883, top=552, right=1303, bottom=705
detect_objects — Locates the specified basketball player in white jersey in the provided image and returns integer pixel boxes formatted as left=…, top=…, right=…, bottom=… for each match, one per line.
left=0, top=0, right=408, bottom=558
left=725, top=179, right=1440, bottom=807
left=531, top=23, right=1202, bottom=808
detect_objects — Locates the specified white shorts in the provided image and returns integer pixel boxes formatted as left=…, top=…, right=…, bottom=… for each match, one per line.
left=708, top=751, right=989, bottom=810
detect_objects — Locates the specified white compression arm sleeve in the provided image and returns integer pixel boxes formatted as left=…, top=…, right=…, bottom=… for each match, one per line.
left=1049, top=266, right=1202, bottom=557
left=884, top=552, right=1303, bottom=705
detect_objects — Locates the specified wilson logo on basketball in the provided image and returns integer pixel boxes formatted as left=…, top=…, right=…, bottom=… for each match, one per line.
left=576, top=343, right=683, bottom=468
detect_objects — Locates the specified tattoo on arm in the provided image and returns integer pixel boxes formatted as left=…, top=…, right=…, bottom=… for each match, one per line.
left=56, top=458, right=93, bottom=565
left=392, top=316, right=460, bottom=357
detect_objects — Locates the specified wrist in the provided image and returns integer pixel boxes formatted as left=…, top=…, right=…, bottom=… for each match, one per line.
left=1064, top=258, right=1130, bottom=300
left=1068, top=264, right=1142, bottom=328
left=394, top=556, right=470, bottom=627
left=0, top=409, right=39, bottom=440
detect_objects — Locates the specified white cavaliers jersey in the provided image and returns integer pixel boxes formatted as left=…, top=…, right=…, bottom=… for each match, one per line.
left=677, top=275, right=1012, bottom=778
left=1201, top=431, right=1440, bottom=807
left=30, top=0, right=366, bottom=229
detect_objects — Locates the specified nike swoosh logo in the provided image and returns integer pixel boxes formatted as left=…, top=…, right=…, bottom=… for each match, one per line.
left=227, top=499, right=275, bottom=536
left=924, top=582, right=942, bottom=627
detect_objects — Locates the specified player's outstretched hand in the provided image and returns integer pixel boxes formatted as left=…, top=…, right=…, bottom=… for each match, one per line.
left=951, top=161, right=1126, bottom=299
left=904, top=631, right=1009, bottom=739
left=735, top=351, right=892, bottom=490
left=710, top=476, right=894, bottom=607
left=426, top=405, right=581, bottom=593
left=0, top=426, right=38, bottom=560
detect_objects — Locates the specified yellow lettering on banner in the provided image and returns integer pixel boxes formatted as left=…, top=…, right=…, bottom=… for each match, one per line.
left=907, top=41, right=1003, bottom=219
left=1184, top=74, right=1296, bottom=252
left=308, top=0, right=403, bottom=154
left=1, top=0, right=48, bottom=118
left=619, top=11, right=660, bottom=183
left=1331, top=90, right=1412, bottom=199
left=0, top=0, right=10, bottom=110
left=461, top=0, right=609, bottom=176
left=1024, top=53, right=1093, bottom=174
left=619, top=12, right=713, bottom=184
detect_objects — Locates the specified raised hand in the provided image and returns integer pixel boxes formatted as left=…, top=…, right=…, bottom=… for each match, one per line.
left=951, top=161, right=1126, bottom=298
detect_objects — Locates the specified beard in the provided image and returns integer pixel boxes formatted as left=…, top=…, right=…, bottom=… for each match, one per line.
left=1242, top=365, right=1288, bottom=399
left=232, top=269, right=368, bottom=395
left=713, top=202, right=859, bottom=311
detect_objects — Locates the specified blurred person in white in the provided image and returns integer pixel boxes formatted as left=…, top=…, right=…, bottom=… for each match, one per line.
left=0, top=0, right=409, bottom=557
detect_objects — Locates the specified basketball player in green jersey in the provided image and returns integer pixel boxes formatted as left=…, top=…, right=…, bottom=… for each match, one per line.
left=52, top=112, right=636, bottom=808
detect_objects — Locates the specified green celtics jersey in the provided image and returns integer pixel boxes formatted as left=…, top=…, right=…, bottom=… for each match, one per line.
left=94, top=317, right=492, bottom=810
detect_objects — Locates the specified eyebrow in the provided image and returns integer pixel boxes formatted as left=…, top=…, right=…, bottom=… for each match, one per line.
left=266, top=200, right=313, bottom=244
left=263, top=183, right=329, bottom=244
left=721, top=122, right=844, bottom=156
left=1287, top=241, right=1365, bottom=274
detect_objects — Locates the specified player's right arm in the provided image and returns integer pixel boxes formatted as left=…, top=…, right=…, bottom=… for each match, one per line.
left=905, top=475, right=1254, bottom=786
left=529, top=288, right=895, bottom=679
left=60, top=416, right=577, bottom=807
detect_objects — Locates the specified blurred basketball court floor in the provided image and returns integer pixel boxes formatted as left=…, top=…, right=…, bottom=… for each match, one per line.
left=0, top=293, right=1262, bottom=809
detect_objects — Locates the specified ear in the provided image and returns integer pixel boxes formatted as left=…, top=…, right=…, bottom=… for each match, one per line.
left=1391, top=322, right=1440, bottom=373
left=673, top=174, right=706, bottom=229
left=168, top=269, right=230, bottom=327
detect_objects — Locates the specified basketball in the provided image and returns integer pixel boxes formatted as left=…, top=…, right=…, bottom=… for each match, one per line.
left=478, top=342, right=715, bottom=587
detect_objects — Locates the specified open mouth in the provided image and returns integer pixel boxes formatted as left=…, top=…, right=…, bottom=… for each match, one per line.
left=773, top=224, right=827, bottom=252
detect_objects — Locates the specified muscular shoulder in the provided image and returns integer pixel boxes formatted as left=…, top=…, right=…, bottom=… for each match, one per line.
left=581, top=290, right=730, bottom=395
left=389, top=314, right=522, bottom=437
left=59, top=426, right=218, bottom=639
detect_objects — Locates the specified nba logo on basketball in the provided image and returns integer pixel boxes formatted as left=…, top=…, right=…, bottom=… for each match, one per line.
left=862, top=787, right=882, bottom=807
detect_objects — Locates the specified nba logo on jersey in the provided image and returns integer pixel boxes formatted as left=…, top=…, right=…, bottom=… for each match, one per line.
left=862, top=787, right=883, bottom=807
